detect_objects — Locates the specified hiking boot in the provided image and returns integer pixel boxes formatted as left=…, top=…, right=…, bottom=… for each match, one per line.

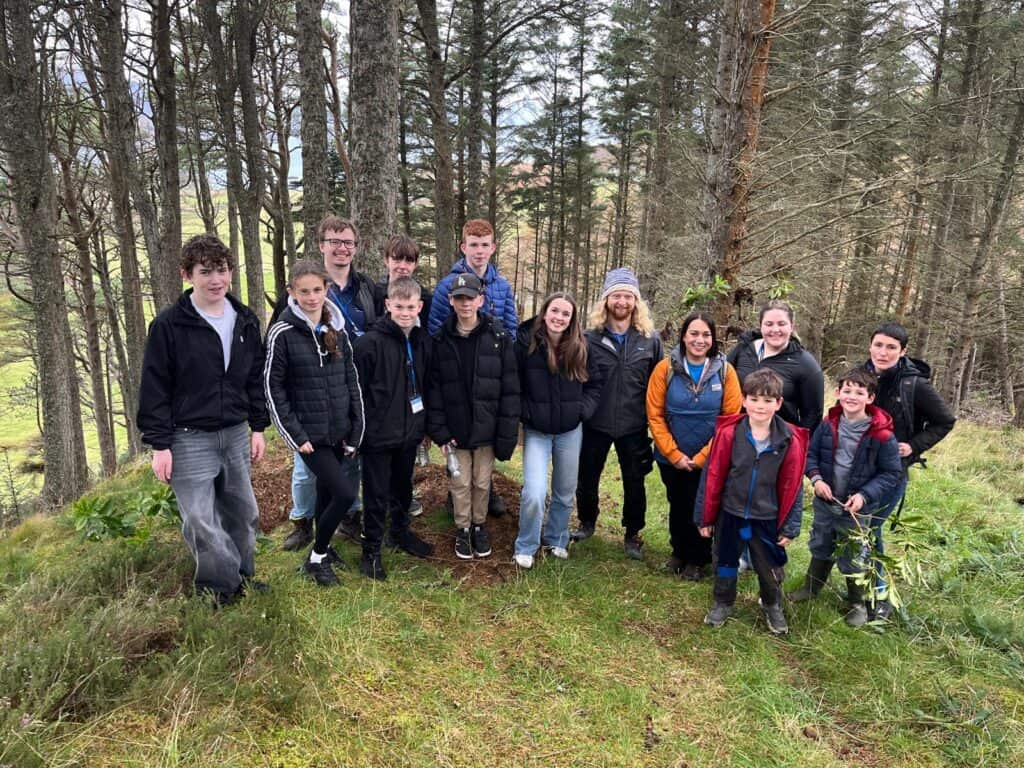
left=471, top=524, right=492, bottom=557
left=624, top=533, right=644, bottom=560
left=386, top=528, right=434, bottom=558
left=302, top=556, right=341, bottom=587
left=359, top=551, right=387, bottom=581
left=844, top=576, right=868, bottom=627
left=760, top=598, right=789, bottom=635
left=665, top=555, right=684, bottom=574
left=681, top=564, right=706, bottom=582
left=513, top=553, right=534, bottom=569
left=282, top=517, right=313, bottom=551
left=334, top=514, right=361, bottom=542
left=488, top=489, right=506, bottom=518
left=570, top=523, right=595, bottom=542
left=455, top=528, right=473, bottom=560
left=408, top=499, right=423, bottom=518
left=789, top=558, right=834, bottom=602
left=704, top=602, right=732, bottom=627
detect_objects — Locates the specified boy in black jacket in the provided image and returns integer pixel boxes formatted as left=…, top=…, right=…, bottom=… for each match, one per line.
left=427, top=273, right=520, bottom=560
left=137, top=234, right=269, bottom=606
left=353, top=277, right=435, bottom=579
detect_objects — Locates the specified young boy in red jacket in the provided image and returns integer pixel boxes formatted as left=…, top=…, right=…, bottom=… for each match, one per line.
left=696, top=368, right=809, bottom=635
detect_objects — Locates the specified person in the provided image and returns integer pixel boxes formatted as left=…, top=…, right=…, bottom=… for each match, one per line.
left=646, top=312, right=741, bottom=580
left=571, top=267, right=662, bottom=560
left=264, top=259, right=364, bottom=587
left=513, top=293, right=601, bottom=569
left=372, top=233, right=433, bottom=518
left=353, top=277, right=435, bottom=580
left=426, top=272, right=520, bottom=559
left=373, top=233, right=432, bottom=330
left=280, top=216, right=377, bottom=552
left=429, top=219, right=517, bottom=518
left=137, top=233, right=268, bottom=606
left=695, top=369, right=809, bottom=635
left=727, top=299, right=823, bottom=433
left=863, top=321, right=955, bottom=618
left=792, top=366, right=902, bottom=626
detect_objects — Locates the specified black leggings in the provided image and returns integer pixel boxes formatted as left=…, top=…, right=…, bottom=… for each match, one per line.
left=300, top=444, right=358, bottom=553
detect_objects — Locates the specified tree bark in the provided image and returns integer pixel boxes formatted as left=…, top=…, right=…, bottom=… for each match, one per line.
left=464, top=0, right=485, bottom=218
left=350, top=0, right=399, bottom=275
left=296, top=0, right=330, bottom=259
left=0, top=0, right=90, bottom=504
left=152, top=0, right=182, bottom=305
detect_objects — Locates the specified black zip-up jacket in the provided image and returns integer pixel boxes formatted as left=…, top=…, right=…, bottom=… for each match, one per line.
left=584, top=326, right=663, bottom=437
left=515, top=318, right=603, bottom=435
left=727, top=330, right=824, bottom=432
left=354, top=318, right=431, bottom=451
left=426, top=312, right=520, bottom=460
left=137, top=291, right=269, bottom=451
left=866, top=356, right=955, bottom=468
left=373, top=277, right=433, bottom=330
left=264, top=301, right=364, bottom=451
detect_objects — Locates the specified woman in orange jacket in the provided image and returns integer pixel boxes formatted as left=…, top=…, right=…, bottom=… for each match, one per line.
left=646, top=312, right=741, bottom=580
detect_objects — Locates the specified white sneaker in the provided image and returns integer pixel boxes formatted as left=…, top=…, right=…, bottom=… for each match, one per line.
left=513, top=553, right=534, bottom=569
left=548, top=546, right=569, bottom=560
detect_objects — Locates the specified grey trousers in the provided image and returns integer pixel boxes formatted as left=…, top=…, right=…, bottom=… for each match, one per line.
left=169, top=422, right=259, bottom=594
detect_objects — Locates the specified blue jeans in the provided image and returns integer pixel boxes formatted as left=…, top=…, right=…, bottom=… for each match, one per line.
left=515, top=424, right=582, bottom=556
left=169, top=422, right=259, bottom=594
left=289, top=451, right=361, bottom=521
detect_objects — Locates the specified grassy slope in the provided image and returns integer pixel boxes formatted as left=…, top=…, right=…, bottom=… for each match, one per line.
left=1, top=423, right=1023, bottom=767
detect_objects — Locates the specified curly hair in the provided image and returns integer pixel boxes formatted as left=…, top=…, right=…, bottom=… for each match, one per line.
left=180, top=233, right=234, bottom=274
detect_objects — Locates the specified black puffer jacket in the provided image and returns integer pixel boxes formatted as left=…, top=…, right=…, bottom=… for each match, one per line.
left=354, top=318, right=431, bottom=451
left=867, top=356, right=955, bottom=468
left=426, top=312, right=520, bottom=460
left=264, top=299, right=364, bottom=451
left=138, top=290, right=269, bottom=451
left=515, top=318, right=603, bottom=435
left=727, top=330, right=824, bottom=432
left=584, top=326, right=663, bottom=437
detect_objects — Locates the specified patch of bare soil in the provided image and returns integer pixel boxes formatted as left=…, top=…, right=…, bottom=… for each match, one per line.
left=252, top=448, right=524, bottom=586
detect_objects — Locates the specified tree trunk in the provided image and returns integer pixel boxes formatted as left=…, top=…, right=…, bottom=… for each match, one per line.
left=0, top=0, right=89, bottom=503
left=349, top=0, right=399, bottom=275
left=296, top=0, right=330, bottom=260
left=152, top=0, right=182, bottom=305
left=464, top=0, right=485, bottom=218
left=704, top=0, right=778, bottom=327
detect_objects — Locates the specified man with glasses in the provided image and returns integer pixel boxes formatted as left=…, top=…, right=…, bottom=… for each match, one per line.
left=280, top=216, right=378, bottom=552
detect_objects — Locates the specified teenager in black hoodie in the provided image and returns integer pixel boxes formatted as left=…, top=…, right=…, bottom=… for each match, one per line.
left=265, top=260, right=364, bottom=587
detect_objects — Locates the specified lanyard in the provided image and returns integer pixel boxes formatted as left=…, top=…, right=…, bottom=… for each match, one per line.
left=329, top=284, right=363, bottom=337
left=405, top=338, right=418, bottom=395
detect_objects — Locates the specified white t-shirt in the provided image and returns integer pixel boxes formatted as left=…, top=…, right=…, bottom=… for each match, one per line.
left=191, top=296, right=237, bottom=371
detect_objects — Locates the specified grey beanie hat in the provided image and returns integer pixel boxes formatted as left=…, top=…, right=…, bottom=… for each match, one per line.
left=599, top=267, right=641, bottom=301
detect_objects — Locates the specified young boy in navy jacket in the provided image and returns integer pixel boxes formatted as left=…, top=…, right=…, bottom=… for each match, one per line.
left=353, top=277, right=434, bottom=580
left=696, top=368, right=808, bottom=635
left=791, top=366, right=902, bottom=626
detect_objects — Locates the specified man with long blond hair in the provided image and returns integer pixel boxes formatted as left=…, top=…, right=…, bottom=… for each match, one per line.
left=572, top=268, right=663, bottom=560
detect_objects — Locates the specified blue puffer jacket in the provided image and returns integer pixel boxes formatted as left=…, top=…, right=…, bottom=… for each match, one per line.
left=428, top=259, right=518, bottom=336
left=655, top=350, right=728, bottom=464
left=805, top=403, right=902, bottom=507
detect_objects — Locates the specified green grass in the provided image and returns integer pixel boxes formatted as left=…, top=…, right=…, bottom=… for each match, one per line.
left=1, top=422, right=1024, bottom=766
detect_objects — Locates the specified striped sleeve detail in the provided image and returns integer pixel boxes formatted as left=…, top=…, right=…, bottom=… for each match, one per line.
left=263, top=322, right=301, bottom=453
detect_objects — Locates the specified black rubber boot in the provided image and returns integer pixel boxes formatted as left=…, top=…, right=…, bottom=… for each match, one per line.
left=789, top=558, right=834, bottom=602
left=844, top=576, right=868, bottom=627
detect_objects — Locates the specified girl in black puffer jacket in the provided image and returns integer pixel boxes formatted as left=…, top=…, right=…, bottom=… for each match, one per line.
left=265, top=260, right=364, bottom=586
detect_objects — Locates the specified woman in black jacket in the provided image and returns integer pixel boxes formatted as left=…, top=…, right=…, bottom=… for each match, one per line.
left=265, top=260, right=364, bottom=586
left=513, top=293, right=601, bottom=569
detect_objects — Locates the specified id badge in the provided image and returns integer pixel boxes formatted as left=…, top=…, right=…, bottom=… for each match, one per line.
left=410, top=395, right=424, bottom=414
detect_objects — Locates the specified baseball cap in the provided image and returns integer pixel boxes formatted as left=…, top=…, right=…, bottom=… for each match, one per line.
left=450, top=273, right=483, bottom=298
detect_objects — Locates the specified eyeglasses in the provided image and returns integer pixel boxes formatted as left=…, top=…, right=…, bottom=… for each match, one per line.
left=389, top=253, right=418, bottom=263
left=323, top=238, right=357, bottom=249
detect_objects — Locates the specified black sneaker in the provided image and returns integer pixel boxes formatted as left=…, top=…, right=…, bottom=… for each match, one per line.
left=325, top=546, right=347, bottom=569
left=760, top=598, right=789, bottom=635
left=704, top=602, right=732, bottom=627
left=624, top=533, right=644, bottom=560
left=302, top=557, right=341, bottom=586
left=455, top=528, right=473, bottom=560
left=359, top=552, right=387, bottom=581
left=471, top=524, right=492, bottom=557
left=488, top=489, right=506, bottom=518
left=570, top=523, right=595, bottom=542
left=386, top=528, right=434, bottom=558
left=408, top=499, right=423, bottom=517
left=282, top=518, right=313, bottom=551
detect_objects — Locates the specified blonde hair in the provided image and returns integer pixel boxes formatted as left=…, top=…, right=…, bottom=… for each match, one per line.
left=587, top=295, right=655, bottom=336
